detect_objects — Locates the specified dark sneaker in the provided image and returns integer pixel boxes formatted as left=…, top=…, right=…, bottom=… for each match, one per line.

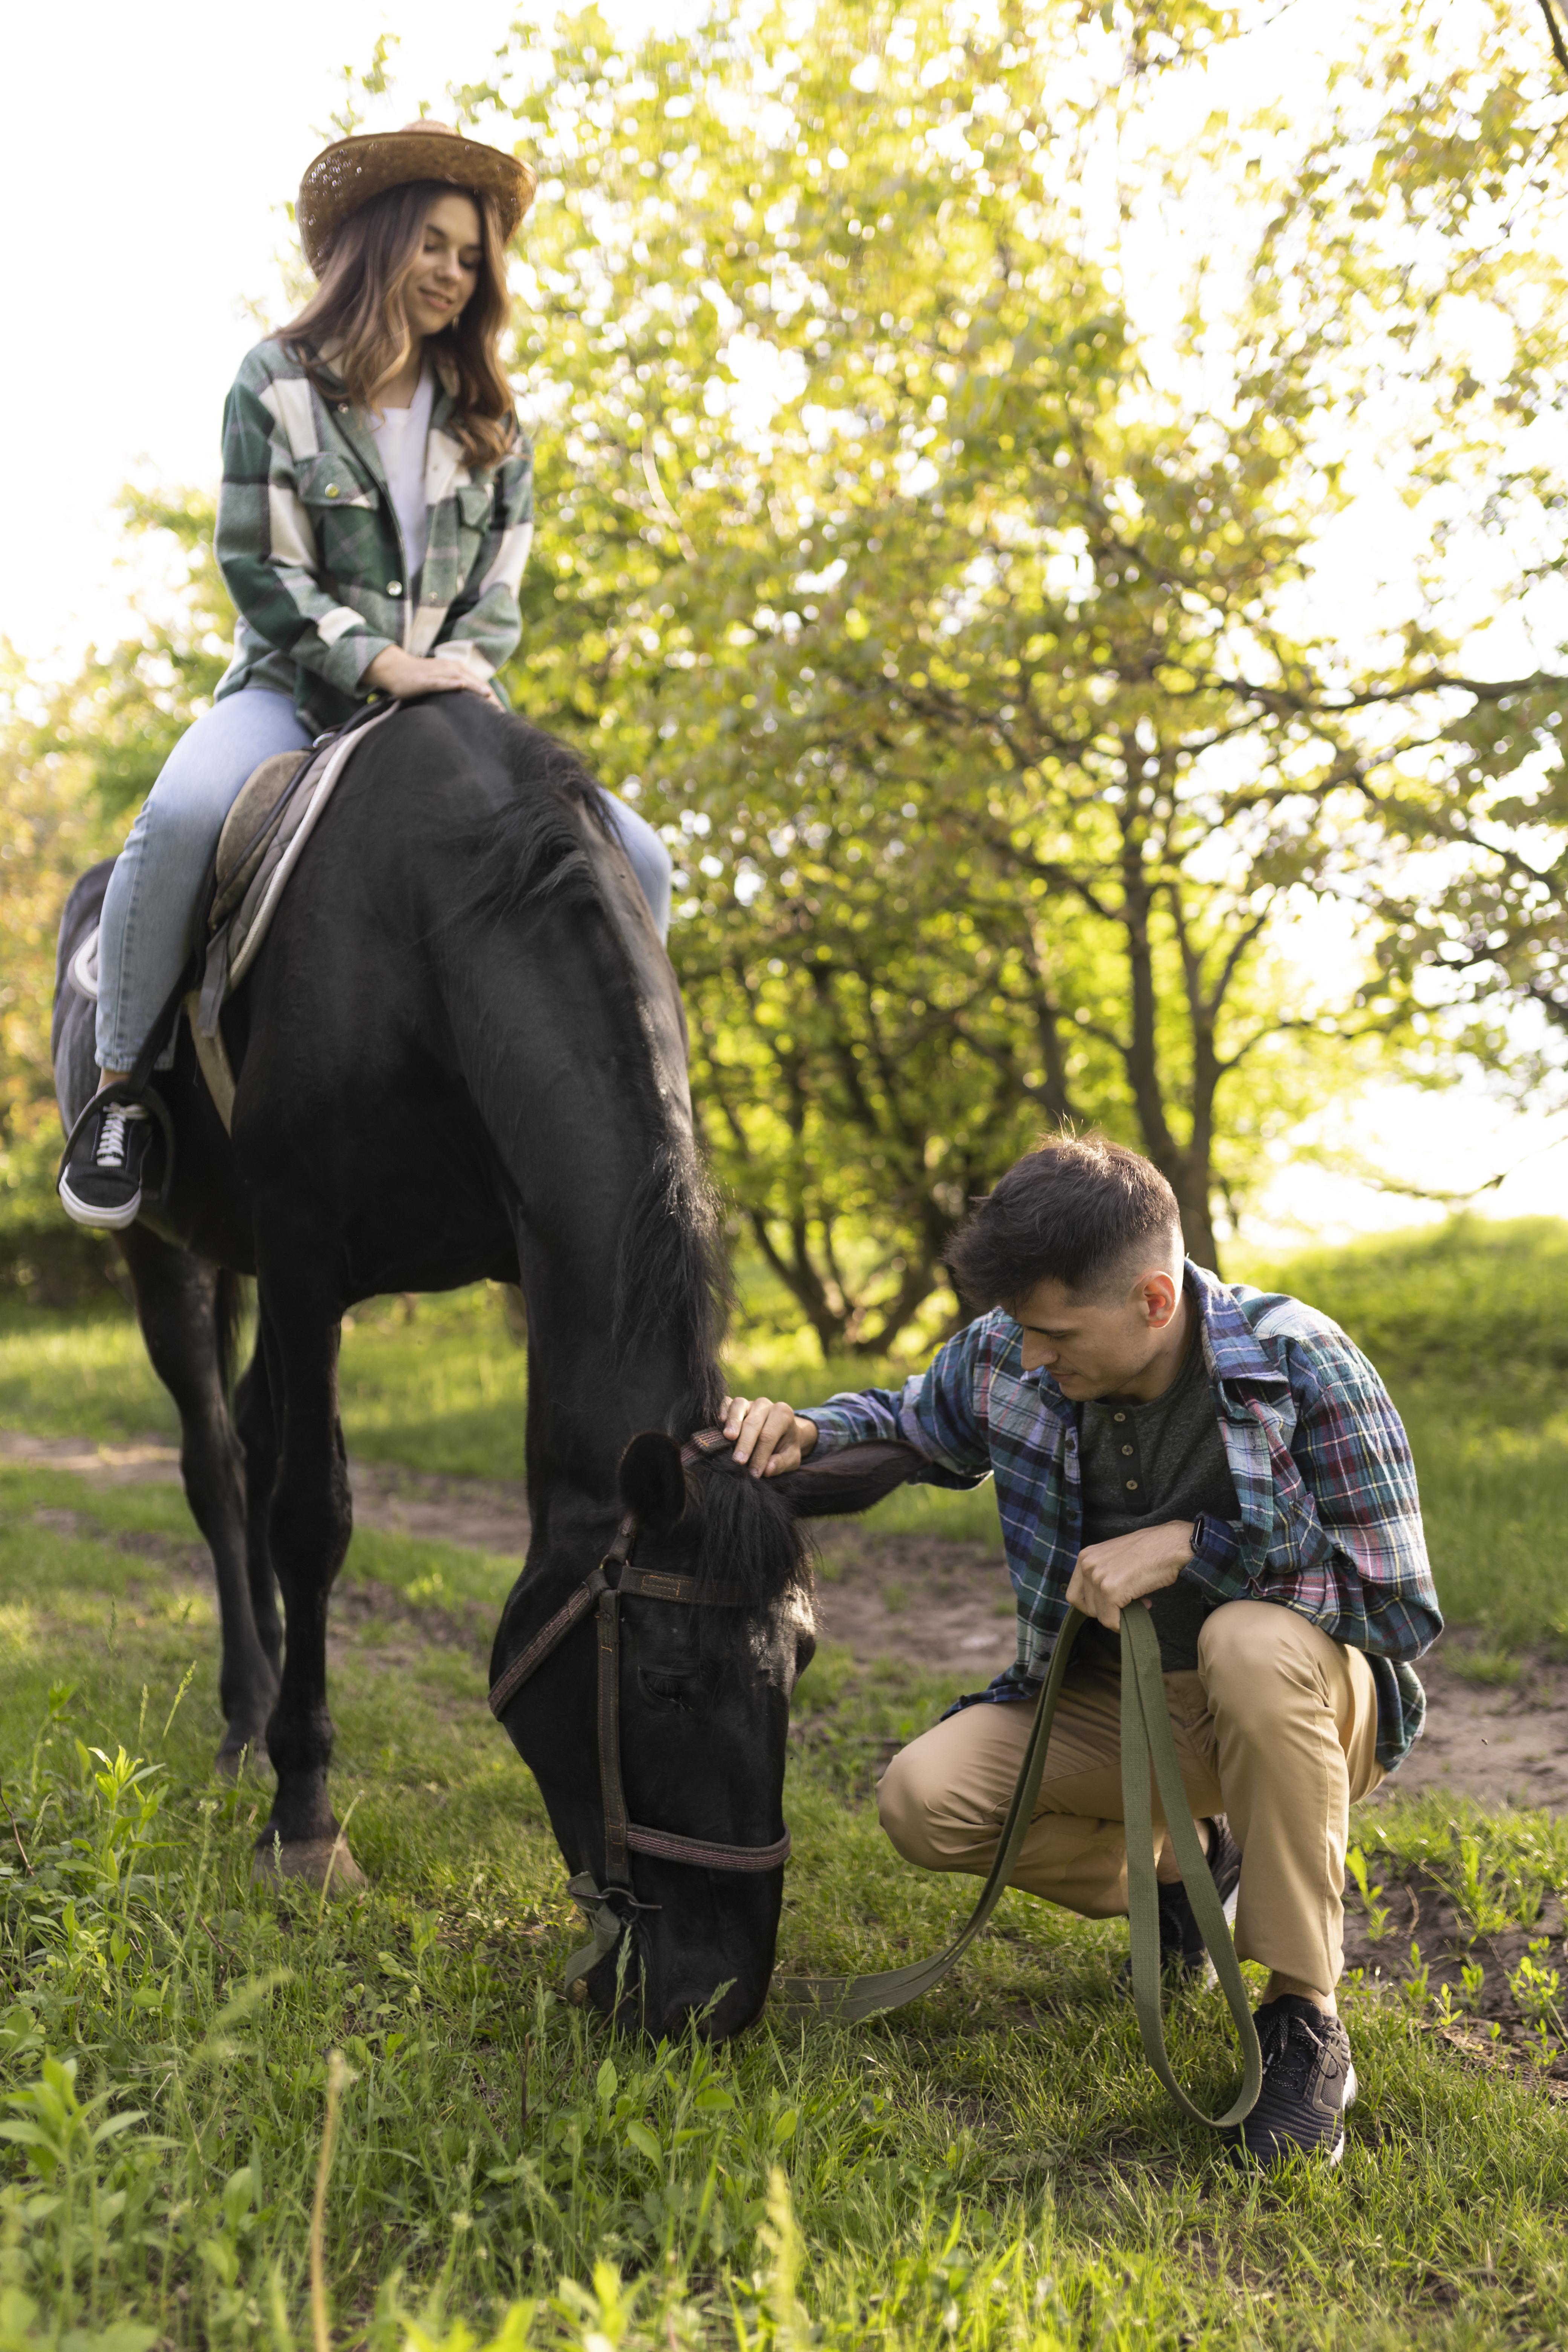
left=1225, top=1994, right=1357, bottom=2168
left=1156, top=1814, right=1242, bottom=1982
left=1120, top=1815, right=1242, bottom=1991
left=58, top=1099, right=155, bottom=1230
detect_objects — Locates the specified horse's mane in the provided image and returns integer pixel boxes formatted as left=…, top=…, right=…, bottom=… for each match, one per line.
left=686, top=1455, right=814, bottom=1623
left=612, top=1144, right=730, bottom=1431
left=470, top=714, right=619, bottom=921
left=681, top=1438, right=924, bottom=1617
left=464, top=711, right=732, bottom=1435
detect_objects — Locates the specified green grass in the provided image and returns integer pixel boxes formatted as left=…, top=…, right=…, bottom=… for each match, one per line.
left=0, top=1289, right=531, bottom=1475
left=1243, top=1214, right=1568, bottom=1382
left=1232, top=1215, right=1568, bottom=1650
left=0, top=1303, right=174, bottom=1446
left=1385, top=1386, right=1568, bottom=1645
left=2, top=1462, right=1567, bottom=2349
left=8, top=1229, right=1568, bottom=2344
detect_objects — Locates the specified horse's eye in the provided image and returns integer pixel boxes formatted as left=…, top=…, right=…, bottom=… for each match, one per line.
left=639, top=1668, right=698, bottom=1711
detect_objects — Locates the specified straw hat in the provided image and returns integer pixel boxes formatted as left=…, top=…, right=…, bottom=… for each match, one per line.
left=297, top=119, right=537, bottom=275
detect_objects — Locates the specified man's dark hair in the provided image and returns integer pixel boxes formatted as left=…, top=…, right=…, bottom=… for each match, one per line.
left=946, top=1135, right=1181, bottom=1310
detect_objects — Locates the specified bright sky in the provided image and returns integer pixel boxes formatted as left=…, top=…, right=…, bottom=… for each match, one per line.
left=11, top=0, right=1568, bottom=1250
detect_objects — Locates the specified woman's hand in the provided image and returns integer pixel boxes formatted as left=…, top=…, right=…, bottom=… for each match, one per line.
left=720, top=1395, right=819, bottom=1478
left=364, top=646, right=499, bottom=704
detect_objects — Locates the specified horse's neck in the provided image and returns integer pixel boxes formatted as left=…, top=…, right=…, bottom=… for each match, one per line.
left=443, top=807, right=717, bottom=1509
left=521, top=1231, right=709, bottom=1494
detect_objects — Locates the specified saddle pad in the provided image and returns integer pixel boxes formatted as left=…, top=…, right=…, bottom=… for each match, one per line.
left=210, top=750, right=312, bottom=930
left=66, top=706, right=401, bottom=1138
left=207, top=700, right=400, bottom=1003
left=192, top=703, right=400, bottom=1130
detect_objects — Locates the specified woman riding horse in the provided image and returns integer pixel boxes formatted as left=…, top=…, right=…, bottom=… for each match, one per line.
left=59, top=119, right=672, bottom=1230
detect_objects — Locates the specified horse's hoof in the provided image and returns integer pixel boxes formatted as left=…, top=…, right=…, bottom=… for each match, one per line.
left=215, top=1738, right=270, bottom=1781
left=251, top=1834, right=367, bottom=1894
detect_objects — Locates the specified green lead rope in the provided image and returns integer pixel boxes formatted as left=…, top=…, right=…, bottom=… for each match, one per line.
left=778, top=1603, right=1262, bottom=2133
left=1118, top=1605, right=1262, bottom=2127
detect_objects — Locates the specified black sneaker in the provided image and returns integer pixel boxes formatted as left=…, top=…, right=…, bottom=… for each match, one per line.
left=58, top=1099, right=155, bottom=1230
left=1225, top=1994, right=1357, bottom=2168
left=1119, top=1815, right=1242, bottom=1991
left=1155, top=1814, right=1242, bottom=1982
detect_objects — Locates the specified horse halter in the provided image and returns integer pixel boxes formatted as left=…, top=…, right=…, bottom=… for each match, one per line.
left=487, top=1429, right=792, bottom=1999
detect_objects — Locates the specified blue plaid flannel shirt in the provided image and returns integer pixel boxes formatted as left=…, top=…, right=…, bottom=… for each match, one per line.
left=804, top=1262, right=1440, bottom=1771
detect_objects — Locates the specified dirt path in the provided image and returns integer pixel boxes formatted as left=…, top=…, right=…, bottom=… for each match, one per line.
left=6, top=1426, right=1565, bottom=1813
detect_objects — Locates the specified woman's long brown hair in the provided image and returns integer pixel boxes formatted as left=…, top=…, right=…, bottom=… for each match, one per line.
left=282, top=179, right=515, bottom=471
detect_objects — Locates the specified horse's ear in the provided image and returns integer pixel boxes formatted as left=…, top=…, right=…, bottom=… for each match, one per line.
left=772, top=1439, right=925, bottom=1520
left=618, top=1431, right=688, bottom=1533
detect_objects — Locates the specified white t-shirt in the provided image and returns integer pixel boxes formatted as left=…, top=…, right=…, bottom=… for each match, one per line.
left=370, top=363, right=436, bottom=587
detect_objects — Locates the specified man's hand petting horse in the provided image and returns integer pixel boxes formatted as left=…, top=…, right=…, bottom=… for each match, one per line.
left=720, top=1394, right=819, bottom=1477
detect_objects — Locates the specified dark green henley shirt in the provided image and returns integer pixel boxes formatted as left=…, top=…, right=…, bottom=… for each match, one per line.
left=1077, top=1321, right=1241, bottom=1672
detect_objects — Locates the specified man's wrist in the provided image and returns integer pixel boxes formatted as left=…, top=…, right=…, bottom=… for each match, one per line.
left=1190, top=1511, right=1240, bottom=1573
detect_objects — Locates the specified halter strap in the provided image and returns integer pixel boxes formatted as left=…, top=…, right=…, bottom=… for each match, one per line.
left=485, top=1430, right=746, bottom=1716
left=626, top=1824, right=792, bottom=1871
left=487, top=1568, right=608, bottom=1717
left=618, top=1566, right=749, bottom=1607
left=486, top=1427, right=790, bottom=1958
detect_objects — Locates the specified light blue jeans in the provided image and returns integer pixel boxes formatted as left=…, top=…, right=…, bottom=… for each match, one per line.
left=95, top=686, right=674, bottom=1071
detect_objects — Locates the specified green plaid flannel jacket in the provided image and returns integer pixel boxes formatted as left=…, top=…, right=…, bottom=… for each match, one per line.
left=805, top=1262, right=1441, bottom=1771
left=213, top=338, right=534, bottom=733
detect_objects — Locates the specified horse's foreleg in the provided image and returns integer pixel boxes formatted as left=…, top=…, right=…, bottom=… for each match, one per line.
left=233, top=1331, right=283, bottom=1686
left=253, top=1276, right=364, bottom=1892
left=117, top=1226, right=277, bottom=1773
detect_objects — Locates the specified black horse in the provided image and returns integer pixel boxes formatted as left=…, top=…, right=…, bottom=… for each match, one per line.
left=53, top=695, right=905, bottom=2038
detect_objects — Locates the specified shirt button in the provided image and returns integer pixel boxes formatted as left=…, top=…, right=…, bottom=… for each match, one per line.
left=1125, top=1479, right=1139, bottom=1491
left=1113, top=1411, right=1126, bottom=1423
left=387, top=581, right=403, bottom=596
left=1121, top=1444, right=1133, bottom=1456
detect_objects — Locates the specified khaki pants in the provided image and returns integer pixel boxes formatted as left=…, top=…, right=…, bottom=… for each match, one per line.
left=878, top=1599, right=1383, bottom=1995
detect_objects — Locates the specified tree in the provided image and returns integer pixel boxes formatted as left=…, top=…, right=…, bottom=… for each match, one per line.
left=467, top=0, right=1565, bottom=1345
left=15, top=0, right=1568, bottom=1345
left=1224, top=0, right=1568, bottom=1137
left=0, top=493, right=229, bottom=1289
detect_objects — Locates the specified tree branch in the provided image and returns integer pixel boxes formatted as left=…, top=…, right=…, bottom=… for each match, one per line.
left=1539, top=0, right=1568, bottom=85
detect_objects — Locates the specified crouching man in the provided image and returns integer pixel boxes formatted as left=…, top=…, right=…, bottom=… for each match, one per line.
left=723, top=1135, right=1441, bottom=2167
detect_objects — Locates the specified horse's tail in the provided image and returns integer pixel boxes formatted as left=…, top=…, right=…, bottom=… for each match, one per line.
left=215, top=1269, right=250, bottom=1402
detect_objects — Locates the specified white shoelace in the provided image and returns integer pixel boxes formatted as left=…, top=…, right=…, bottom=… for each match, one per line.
left=93, top=1106, right=137, bottom=1170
